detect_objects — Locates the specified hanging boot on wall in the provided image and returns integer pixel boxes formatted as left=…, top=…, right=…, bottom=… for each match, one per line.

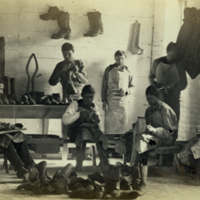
left=51, top=11, right=71, bottom=40
left=40, top=6, right=60, bottom=21
left=130, top=21, right=144, bottom=55
left=84, top=11, right=103, bottom=37
left=84, top=12, right=95, bottom=37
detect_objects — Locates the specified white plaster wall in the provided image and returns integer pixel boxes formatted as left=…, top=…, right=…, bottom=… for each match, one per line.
left=0, top=0, right=154, bottom=136
left=152, top=0, right=200, bottom=141
left=3, top=0, right=197, bottom=142
left=177, top=0, right=200, bottom=140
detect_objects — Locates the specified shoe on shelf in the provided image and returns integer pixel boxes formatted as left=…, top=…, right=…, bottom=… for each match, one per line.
left=41, top=95, right=51, bottom=105
left=9, top=93, right=23, bottom=105
left=25, top=93, right=36, bottom=105
left=49, top=95, right=59, bottom=105
left=52, top=93, right=64, bottom=105
left=21, top=94, right=29, bottom=105
left=0, top=97, right=3, bottom=104
left=0, top=94, right=9, bottom=104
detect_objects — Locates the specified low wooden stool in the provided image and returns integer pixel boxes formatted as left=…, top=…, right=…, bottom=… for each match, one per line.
left=63, top=139, right=97, bottom=166
left=153, top=145, right=183, bottom=173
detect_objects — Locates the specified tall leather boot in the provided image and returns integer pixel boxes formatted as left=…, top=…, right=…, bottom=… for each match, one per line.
left=40, top=6, right=60, bottom=21
left=51, top=11, right=71, bottom=40
left=36, top=161, right=47, bottom=184
left=89, top=12, right=103, bottom=37
left=131, top=165, right=141, bottom=191
left=102, top=165, right=121, bottom=198
left=9, top=78, right=23, bottom=105
left=138, top=165, right=148, bottom=196
left=84, top=12, right=95, bottom=37
left=2, top=76, right=11, bottom=104
left=75, top=142, right=86, bottom=171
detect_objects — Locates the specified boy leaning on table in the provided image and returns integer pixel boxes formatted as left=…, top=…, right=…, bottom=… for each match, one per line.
left=0, top=122, right=45, bottom=181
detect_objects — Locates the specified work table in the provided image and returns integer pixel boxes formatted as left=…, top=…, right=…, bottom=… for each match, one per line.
left=0, top=105, right=69, bottom=119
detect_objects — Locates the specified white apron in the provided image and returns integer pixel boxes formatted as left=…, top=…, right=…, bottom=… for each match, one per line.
left=105, top=66, right=129, bottom=135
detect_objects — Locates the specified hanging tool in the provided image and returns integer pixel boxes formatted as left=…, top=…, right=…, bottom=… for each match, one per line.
left=26, top=53, right=42, bottom=93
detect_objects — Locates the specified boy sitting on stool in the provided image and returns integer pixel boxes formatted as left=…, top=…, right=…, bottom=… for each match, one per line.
left=62, top=84, right=108, bottom=171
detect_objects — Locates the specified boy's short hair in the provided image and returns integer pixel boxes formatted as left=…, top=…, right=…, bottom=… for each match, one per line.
left=166, top=42, right=176, bottom=53
left=62, top=43, right=74, bottom=52
left=145, top=85, right=159, bottom=97
left=81, top=85, right=95, bottom=95
left=114, top=50, right=126, bottom=58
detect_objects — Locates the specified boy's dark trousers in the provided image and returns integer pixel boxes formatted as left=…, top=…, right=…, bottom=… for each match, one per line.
left=1, top=141, right=34, bottom=171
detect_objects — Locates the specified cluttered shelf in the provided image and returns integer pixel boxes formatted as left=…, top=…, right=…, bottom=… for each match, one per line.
left=0, top=104, right=69, bottom=119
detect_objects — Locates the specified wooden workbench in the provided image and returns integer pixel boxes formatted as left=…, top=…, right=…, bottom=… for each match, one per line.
left=0, top=104, right=69, bottom=136
left=0, top=104, right=69, bottom=159
left=0, top=104, right=68, bottom=119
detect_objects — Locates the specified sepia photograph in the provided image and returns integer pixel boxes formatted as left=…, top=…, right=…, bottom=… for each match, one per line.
left=0, top=0, right=200, bottom=199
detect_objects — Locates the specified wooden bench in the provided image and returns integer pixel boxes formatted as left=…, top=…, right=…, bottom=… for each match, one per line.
left=28, top=134, right=97, bottom=166
left=0, top=152, right=9, bottom=174
left=63, top=139, right=97, bottom=166
left=152, top=145, right=183, bottom=173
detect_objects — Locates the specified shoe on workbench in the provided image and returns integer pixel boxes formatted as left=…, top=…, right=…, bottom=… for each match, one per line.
left=41, top=96, right=51, bottom=105
left=26, top=93, right=36, bottom=105
left=21, top=94, right=29, bottom=105
left=9, top=93, right=23, bottom=105
left=0, top=94, right=9, bottom=104
left=49, top=95, right=59, bottom=105
left=52, top=93, right=64, bottom=105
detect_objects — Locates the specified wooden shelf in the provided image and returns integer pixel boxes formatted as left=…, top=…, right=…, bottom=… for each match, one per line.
left=0, top=105, right=69, bottom=119
left=0, top=128, right=26, bottom=135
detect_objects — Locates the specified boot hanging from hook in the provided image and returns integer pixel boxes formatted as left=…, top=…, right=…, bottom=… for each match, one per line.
left=130, top=21, right=144, bottom=55
left=40, top=6, right=71, bottom=40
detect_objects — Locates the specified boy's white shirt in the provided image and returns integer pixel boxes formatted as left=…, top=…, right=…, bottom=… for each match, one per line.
left=62, top=100, right=100, bottom=126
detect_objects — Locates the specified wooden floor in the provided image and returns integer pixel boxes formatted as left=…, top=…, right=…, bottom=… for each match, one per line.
left=0, top=156, right=200, bottom=200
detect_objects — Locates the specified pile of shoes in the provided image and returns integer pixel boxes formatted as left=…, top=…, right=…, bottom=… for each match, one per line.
left=17, top=162, right=140, bottom=199
left=0, top=76, right=23, bottom=105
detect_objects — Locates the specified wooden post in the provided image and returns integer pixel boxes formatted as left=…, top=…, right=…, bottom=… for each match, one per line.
left=42, top=108, right=50, bottom=158
left=4, top=155, right=9, bottom=174
left=0, top=37, right=5, bottom=77
left=92, top=145, right=96, bottom=166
